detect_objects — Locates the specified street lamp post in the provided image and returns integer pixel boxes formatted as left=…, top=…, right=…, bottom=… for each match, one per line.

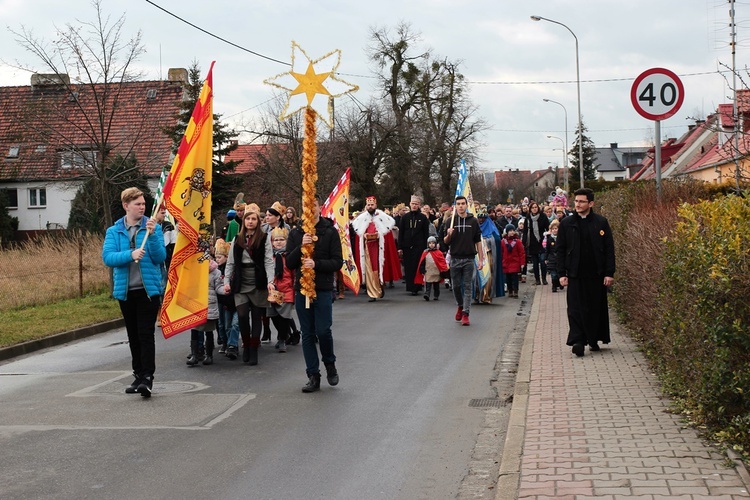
left=543, top=99, right=569, bottom=192
left=547, top=135, right=567, bottom=190
left=532, top=15, right=584, bottom=189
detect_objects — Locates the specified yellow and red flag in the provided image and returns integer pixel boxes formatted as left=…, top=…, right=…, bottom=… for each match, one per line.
left=321, top=167, right=360, bottom=294
left=160, top=62, right=215, bottom=338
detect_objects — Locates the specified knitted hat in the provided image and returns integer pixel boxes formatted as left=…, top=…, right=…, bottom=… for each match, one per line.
left=427, top=236, right=437, bottom=244
left=505, top=224, right=516, bottom=233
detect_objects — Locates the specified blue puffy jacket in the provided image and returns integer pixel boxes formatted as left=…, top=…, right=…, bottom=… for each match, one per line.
left=102, top=216, right=167, bottom=300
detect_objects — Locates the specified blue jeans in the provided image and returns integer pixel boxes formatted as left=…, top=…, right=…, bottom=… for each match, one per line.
left=220, top=308, right=240, bottom=348
left=450, top=257, right=476, bottom=314
left=295, top=291, right=335, bottom=376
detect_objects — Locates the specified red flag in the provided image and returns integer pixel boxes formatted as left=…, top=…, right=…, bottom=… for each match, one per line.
left=160, top=62, right=215, bottom=338
left=321, top=168, right=360, bottom=294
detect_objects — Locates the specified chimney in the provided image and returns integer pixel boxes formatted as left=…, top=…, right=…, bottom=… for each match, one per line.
left=167, top=68, right=189, bottom=83
left=610, top=143, right=618, bottom=149
left=30, top=73, right=70, bottom=90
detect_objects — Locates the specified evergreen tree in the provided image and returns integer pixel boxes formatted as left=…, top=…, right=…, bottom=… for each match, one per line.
left=568, top=121, right=598, bottom=189
left=0, top=190, right=19, bottom=246
left=163, top=63, right=242, bottom=224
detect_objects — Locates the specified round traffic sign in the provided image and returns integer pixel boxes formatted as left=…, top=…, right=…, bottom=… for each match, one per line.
left=631, top=68, right=684, bottom=121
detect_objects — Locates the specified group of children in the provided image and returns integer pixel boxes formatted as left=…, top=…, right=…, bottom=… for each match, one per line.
left=414, top=219, right=563, bottom=300
left=183, top=225, right=299, bottom=367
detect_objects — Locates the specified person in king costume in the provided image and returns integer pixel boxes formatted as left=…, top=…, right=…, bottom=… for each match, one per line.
left=351, top=195, right=402, bottom=302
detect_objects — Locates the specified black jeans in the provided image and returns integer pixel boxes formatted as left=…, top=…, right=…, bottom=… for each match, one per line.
left=119, top=289, right=160, bottom=379
left=425, top=281, right=440, bottom=298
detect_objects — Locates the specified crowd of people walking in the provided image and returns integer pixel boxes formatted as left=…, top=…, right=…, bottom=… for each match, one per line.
left=103, top=185, right=615, bottom=397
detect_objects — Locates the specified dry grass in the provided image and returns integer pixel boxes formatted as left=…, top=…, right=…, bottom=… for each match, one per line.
left=0, top=232, right=110, bottom=311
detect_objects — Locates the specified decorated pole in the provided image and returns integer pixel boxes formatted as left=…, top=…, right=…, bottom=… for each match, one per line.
left=300, top=107, right=319, bottom=306
left=265, top=42, right=358, bottom=307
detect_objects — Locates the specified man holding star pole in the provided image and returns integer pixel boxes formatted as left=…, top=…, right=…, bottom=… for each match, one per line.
left=265, top=42, right=357, bottom=393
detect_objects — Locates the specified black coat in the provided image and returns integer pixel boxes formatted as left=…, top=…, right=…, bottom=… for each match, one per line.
left=229, top=234, right=269, bottom=293
left=522, top=214, right=550, bottom=255
left=286, top=217, right=343, bottom=292
left=555, top=211, right=615, bottom=279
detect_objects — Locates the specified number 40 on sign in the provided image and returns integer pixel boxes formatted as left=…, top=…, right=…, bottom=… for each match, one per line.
left=631, top=67, right=684, bottom=121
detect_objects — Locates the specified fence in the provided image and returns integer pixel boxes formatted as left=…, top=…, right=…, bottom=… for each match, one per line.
left=0, top=232, right=110, bottom=311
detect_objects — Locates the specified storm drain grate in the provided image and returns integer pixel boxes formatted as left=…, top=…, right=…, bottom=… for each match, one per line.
left=468, top=398, right=507, bottom=408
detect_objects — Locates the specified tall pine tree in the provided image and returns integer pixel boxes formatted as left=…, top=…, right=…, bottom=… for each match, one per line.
left=163, top=63, right=242, bottom=225
left=568, top=121, right=598, bottom=189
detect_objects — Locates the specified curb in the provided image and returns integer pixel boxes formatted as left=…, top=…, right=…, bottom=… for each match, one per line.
left=494, top=287, right=540, bottom=500
left=0, top=318, right=124, bottom=363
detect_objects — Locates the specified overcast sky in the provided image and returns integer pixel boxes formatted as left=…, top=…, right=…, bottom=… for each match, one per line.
left=2, top=0, right=747, bottom=173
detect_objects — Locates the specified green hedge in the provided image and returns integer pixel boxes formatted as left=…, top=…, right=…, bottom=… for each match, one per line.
left=598, top=180, right=750, bottom=453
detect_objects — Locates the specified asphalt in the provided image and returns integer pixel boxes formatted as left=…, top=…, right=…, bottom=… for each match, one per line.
left=4, top=285, right=750, bottom=499
left=495, top=285, right=750, bottom=499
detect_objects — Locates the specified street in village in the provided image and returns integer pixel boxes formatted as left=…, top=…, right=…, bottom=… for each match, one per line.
left=0, top=285, right=530, bottom=500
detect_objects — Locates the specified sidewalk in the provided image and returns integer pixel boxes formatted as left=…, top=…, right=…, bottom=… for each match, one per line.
left=496, top=285, right=750, bottom=499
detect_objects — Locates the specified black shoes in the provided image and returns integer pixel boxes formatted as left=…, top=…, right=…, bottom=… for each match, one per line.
left=589, top=343, right=601, bottom=352
left=136, top=376, right=153, bottom=398
left=302, top=374, right=321, bottom=393
left=368, top=297, right=377, bottom=302
left=572, top=343, right=585, bottom=357
left=542, top=278, right=548, bottom=285
left=225, top=345, right=238, bottom=360
left=125, top=375, right=140, bottom=394
left=242, top=347, right=251, bottom=363
left=248, top=347, right=258, bottom=366
left=325, top=362, right=339, bottom=386
left=288, top=330, right=301, bottom=346
left=423, top=295, right=430, bottom=301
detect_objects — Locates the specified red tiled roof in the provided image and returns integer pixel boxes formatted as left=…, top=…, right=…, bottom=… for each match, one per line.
left=224, top=143, right=268, bottom=174
left=0, top=79, right=184, bottom=181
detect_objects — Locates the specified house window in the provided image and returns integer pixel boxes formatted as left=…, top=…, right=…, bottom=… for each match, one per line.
left=29, top=188, right=46, bottom=208
left=60, top=150, right=97, bottom=169
left=6, top=145, right=19, bottom=158
left=1, top=188, right=18, bottom=209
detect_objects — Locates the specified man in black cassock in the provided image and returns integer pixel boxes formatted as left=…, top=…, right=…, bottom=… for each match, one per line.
left=397, top=195, right=430, bottom=295
left=556, top=188, right=616, bottom=357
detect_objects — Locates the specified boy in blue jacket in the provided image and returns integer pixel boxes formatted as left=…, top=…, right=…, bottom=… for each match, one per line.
left=102, top=187, right=166, bottom=397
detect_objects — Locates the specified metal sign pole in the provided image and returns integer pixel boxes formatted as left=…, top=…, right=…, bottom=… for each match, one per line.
left=655, top=119, right=662, bottom=203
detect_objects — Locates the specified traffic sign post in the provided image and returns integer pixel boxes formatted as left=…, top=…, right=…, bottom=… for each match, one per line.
left=631, top=68, right=684, bottom=201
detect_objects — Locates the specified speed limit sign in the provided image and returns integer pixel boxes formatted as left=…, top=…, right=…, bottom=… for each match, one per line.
left=631, top=68, right=684, bottom=121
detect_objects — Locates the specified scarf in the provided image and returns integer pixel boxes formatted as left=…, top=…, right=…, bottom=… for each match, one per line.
left=504, top=235, right=517, bottom=254
left=530, top=213, right=541, bottom=243
left=274, top=248, right=286, bottom=280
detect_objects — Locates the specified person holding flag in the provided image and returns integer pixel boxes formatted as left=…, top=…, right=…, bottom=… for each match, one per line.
left=351, top=195, right=402, bottom=302
left=102, top=187, right=166, bottom=397
left=444, top=159, right=484, bottom=326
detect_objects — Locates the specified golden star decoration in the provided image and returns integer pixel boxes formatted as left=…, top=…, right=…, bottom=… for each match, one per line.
left=264, top=42, right=359, bottom=128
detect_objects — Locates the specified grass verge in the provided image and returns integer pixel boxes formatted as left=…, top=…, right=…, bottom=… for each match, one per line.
left=0, top=292, right=121, bottom=348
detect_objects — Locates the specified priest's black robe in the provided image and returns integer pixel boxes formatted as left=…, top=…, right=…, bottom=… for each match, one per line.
left=556, top=210, right=616, bottom=347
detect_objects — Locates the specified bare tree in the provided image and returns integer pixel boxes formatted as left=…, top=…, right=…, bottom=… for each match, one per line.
left=9, top=0, right=161, bottom=228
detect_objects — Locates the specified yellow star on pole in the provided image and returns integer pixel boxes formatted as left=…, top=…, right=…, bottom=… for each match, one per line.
left=264, top=41, right=359, bottom=128
left=290, top=62, right=331, bottom=105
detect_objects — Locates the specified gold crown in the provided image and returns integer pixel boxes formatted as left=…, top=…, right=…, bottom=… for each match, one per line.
left=270, top=226, right=289, bottom=240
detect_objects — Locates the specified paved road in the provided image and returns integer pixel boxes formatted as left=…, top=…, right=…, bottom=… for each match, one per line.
left=0, top=285, right=529, bottom=499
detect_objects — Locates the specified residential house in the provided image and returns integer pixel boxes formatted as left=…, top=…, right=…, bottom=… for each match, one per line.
left=0, top=69, right=187, bottom=237
left=594, top=143, right=649, bottom=181
left=493, top=166, right=563, bottom=204
left=632, top=89, right=750, bottom=184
